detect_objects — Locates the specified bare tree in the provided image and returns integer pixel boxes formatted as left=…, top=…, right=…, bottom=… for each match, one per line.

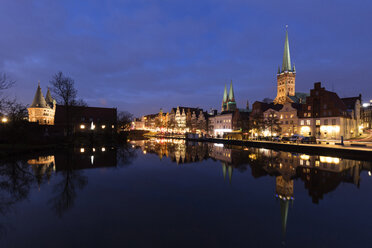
left=49, top=72, right=87, bottom=136
left=0, top=73, right=15, bottom=112
left=264, top=110, right=282, bottom=138
left=3, top=99, right=28, bottom=122
left=49, top=72, right=77, bottom=106
left=117, top=111, right=133, bottom=131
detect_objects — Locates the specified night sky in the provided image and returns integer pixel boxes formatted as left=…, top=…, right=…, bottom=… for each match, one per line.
left=1, top=0, right=371, bottom=117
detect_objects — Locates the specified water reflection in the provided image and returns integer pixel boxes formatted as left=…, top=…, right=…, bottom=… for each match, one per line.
left=0, top=158, right=35, bottom=238
left=132, top=138, right=370, bottom=203
left=0, top=145, right=136, bottom=224
left=131, top=138, right=372, bottom=242
left=0, top=140, right=370, bottom=246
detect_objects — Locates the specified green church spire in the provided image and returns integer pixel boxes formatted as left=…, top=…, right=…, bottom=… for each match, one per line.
left=228, top=80, right=235, bottom=101
left=222, top=84, right=228, bottom=103
left=281, top=26, right=292, bottom=72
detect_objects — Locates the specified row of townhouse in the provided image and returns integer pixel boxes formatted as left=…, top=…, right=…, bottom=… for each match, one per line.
left=132, top=106, right=209, bottom=134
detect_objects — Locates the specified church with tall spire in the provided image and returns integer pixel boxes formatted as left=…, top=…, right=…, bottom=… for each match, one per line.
left=221, top=81, right=237, bottom=112
left=274, top=27, right=306, bottom=105
left=28, top=82, right=56, bottom=125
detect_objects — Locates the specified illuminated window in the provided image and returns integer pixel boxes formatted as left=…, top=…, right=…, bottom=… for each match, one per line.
left=306, top=120, right=311, bottom=125
left=307, top=106, right=311, bottom=110
left=316, top=120, right=320, bottom=125
left=300, top=120, right=304, bottom=125
left=102, top=125, right=106, bottom=129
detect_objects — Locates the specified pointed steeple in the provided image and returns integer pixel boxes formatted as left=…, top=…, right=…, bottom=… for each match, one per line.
left=277, top=66, right=281, bottom=74
left=228, top=80, right=235, bottom=101
left=222, top=84, right=228, bottom=103
left=293, top=63, right=296, bottom=73
left=281, top=25, right=292, bottom=72
left=30, top=83, right=48, bottom=108
left=45, top=87, right=54, bottom=105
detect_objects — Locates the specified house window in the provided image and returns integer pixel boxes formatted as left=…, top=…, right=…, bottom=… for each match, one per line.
left=308, top=113, right=311, bottom=117
left=324, top=119, right=328, bottom=125
left=301, top=120, right=304, bottom=125
left=306, top=120, right=311, bottom=125
left=332, top=119, right=336, bottom=125
left=307, top=106, right=311, bottom=110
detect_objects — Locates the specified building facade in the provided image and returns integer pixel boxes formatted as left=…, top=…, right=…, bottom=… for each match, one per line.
left=362, top=100, right=372, bottom=129
left=298, top=82, right=361, bottom=140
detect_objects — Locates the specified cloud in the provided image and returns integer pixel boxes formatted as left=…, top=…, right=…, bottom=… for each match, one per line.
left=0, top=0, right=371, bottom=116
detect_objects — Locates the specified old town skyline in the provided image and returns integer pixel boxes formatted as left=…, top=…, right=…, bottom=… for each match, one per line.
left=1, top=1, right=372, bottom=117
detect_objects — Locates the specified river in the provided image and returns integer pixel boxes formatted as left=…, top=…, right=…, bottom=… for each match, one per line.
left=0, top=138, right=371, bottom=247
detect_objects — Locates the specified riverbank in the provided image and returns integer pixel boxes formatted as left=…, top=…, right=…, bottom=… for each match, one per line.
left=147, top=135, right=372, bottom=160
left=0, top=143, right=61, bottom=158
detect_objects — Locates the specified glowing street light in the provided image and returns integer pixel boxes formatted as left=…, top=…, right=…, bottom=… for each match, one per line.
left=1, top=117, right=8, bottom=123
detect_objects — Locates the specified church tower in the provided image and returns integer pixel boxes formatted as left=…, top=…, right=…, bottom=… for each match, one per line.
left=227, top=81, right=237, bottom=111
left=221, top=84, right=228, bottom=112
left=274, top=27, right=296, bottom=104
left=28, top=82, right=56, bottom=125
left=221, top=81, right=237, bottom=112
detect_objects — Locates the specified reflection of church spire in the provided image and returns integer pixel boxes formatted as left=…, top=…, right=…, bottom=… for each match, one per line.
left=222, top=163, right=226, bottom=181
left=280, top=199, right=289, bottom=237
left=228, top=165, right=233, bottom=184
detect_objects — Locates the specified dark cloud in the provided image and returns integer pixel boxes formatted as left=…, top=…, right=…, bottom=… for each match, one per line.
left=1, top=0, right=371, bottom=116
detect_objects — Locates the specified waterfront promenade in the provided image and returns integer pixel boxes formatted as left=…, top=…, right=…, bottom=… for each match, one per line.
left=145, top=134, right=372, bottom=160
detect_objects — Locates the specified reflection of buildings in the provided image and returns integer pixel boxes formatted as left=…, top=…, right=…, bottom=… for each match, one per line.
left=131, top=139, right=372, bottom=242
left=28, top=155, right=56, bottom=187
left=27, top=148, right=117, bottom=179
left=132, top=138, right=209, bottom=164
left=55, top=147, right=117, bottom=171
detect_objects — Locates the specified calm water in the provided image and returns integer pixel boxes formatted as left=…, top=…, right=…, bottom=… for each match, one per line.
left=0, top=139, right=372, bottom=248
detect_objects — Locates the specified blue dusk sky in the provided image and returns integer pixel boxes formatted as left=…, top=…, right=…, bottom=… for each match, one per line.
left=1, top=0, right=372, bottom=116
